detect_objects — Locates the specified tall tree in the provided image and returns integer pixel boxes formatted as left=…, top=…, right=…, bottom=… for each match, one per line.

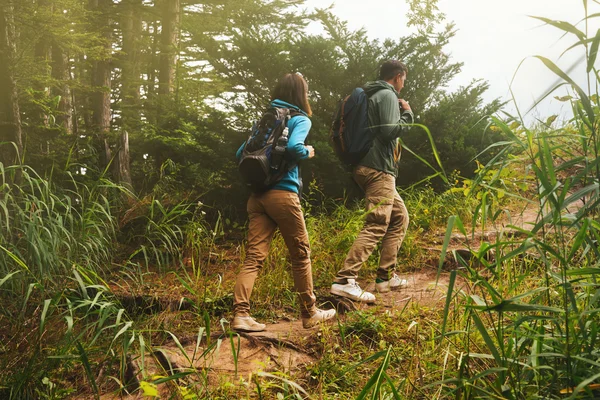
left=0, top=0, right=23, bottom=169
left=33, top=0, right=52, bottom=128
left=112, top=0, right=143, bottom=188
left=158, top=0, right=180, bottom=96
left=51, top=41, right=74, bottom=134
left=89, top=0, right=113, bottom=167
left=120, top=0, right=142, bottom=128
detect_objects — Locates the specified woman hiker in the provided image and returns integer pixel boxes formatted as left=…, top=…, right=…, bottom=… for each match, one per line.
left=232, top=73, right=337, bottom=332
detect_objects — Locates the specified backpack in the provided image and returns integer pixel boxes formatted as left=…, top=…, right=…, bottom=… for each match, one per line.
left=330, top=87, right=377, bottom=166
left=238, top=107, right=299, bottom=192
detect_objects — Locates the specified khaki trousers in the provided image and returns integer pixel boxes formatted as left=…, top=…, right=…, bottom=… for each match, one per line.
left=233, top=190, right=317, bottom=319
left=335, top=166, right=409, bottom=283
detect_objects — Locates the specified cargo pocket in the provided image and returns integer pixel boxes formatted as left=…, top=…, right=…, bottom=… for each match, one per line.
left=365, top=196, right=393, bottom=226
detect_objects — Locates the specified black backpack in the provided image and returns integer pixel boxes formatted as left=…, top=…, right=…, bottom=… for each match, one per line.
left=238, top=107, right=299, bottom=192
left=330, top=87, right=379, bottom=166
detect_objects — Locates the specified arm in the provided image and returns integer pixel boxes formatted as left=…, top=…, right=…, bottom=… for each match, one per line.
left=236, top=141, right=246, bottom=161
left=377, top=91, right=414, bottom=141
left=286, top=116, right=312, bottom=161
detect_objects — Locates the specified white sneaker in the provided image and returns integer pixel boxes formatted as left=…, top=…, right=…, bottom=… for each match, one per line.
left=330, top=279, right=376, bottom=303
left=231, top=315, right=266, bottom=332
left=302, top=308, right=337, bottom=329
left=375, top=274, right=408, bottom=293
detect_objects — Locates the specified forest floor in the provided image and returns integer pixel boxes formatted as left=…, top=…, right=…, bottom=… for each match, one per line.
left=98, top=199, right=550, bottom=399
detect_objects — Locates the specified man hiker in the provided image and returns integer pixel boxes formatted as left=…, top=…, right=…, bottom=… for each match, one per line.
left=330, top=60, right=414, bottom=303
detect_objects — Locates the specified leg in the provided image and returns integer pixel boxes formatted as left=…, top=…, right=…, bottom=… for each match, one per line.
left=264, top=190, right=317, bottom=319
left=334, top=166, right=395, bottom=283
left=377, top=190, right=409, bottom=280
left=233, top=194, right=277, bottom=317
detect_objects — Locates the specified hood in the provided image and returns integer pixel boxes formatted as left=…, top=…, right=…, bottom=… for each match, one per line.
left=270, top=99, right=308, bottom=117
left=363, top=80, right=398, bottom=97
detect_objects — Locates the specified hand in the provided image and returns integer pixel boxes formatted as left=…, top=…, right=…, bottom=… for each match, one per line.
left=306, top=145, right=315, bottom=158
left=399, top=99, right=411, bottom=112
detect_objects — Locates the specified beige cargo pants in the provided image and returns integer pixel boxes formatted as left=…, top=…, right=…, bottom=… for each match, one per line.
left=334, top=165, right=409, bottom=283
left=233, top=190, right=317, bottom=319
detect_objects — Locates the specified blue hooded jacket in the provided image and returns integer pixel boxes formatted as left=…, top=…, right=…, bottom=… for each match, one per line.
left=237, top=99, right=311, bottom=194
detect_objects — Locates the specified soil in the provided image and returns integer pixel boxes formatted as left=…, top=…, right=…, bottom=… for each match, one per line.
left=101, top=201, right=550, bottom=398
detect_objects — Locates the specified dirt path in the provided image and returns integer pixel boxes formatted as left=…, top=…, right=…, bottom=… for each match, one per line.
left=107, top=266, right=457, bottom=399
left=108, top=202, right=552, bottom=398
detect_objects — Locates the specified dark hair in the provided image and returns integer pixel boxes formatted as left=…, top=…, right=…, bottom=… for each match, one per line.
left=379, top=60, right=408, bottom=81
left=271, top=73, right=312, bottom=116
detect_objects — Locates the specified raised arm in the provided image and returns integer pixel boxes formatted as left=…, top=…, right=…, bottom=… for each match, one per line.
left=286, top=116, right=312, bottom=161
left=376, top=91, right=414, bottom=141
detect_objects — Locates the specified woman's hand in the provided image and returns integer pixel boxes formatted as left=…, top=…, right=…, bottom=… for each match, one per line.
left=305, top=145, right=315, bottom=158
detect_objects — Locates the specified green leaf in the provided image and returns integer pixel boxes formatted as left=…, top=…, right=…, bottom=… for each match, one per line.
left=76, top=341, right=99, bottom=398
left=166, top=331, right=192, bottom=365
left=566, top=268, right=600, bottom=276
left=530, top=16, right=585, bottom=41
left=568, top=218, right=590, bottom=260
left=545, top=115, right=558, bottom=125
left=438, top=215, right=456, bottom=276
left=112, top=321, right=133, bottom=344
left=140, top=381, right=159, bottom=397
left=40, top=299, right=52, bottom=335
left=0, top=271, right=20, bottom=288
left=440, top=270, right=457, bottom=340
left=588, top=28, right=600, bottom=72
left=555, top=95, right=573, bottom=102
left=256, top=372, right=309, bottom=397
left=471, top=312, right=502, bottom=365
left=534, top=56, right=595, bottom=126
left=483, top=301, right=564, bottom=313
left=355, top=346, right=393, bottom=400
left=65, top=315, right=73, bottom=334
left=0, top=244, right=32, bottom=275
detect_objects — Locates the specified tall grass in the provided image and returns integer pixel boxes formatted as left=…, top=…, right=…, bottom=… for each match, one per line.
left=427, top=5, right=600, bottom=398
left=0, top=163, right=120, bottom=292
left=0, top=158, right=204, bottom=398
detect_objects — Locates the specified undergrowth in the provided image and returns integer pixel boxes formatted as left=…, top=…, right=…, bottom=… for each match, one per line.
left=3, top=5, right=600, bottom=399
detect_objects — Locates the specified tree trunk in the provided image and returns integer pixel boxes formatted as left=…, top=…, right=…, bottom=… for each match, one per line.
left=158, top=0, right=180, bottom=96
left=75, top=53, right=90, bottom=134
left=0, top=1, right=23, bottom=169
left=115, top=0, right=142, bottom=189
left=51, top=43, right=74, bottom=134
left=114, top=130, right=132, bottom=188
left=145, top=19, right=159, bottom=124
left=89, top=0, right=112, bottom=168
left=33, top=0, right=51, bottom=128
left=121, top=0, right=141, bottom=130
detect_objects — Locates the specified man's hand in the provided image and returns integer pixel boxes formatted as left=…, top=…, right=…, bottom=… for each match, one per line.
left=306, top=145, right=315, bottom=158
left=399, top=99, right=411, bottom=112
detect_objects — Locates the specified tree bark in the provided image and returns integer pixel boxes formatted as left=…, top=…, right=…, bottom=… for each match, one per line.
left=121, top=0, right=141, bottom=130
left=145, top=18, right=159, bottom=123
left=52, top=42, right=74, bottom=134
left=0, top=1, right=23, bottom=169
left=158, top=0, right=180, bottom=96
left=34, top=0, right=51, bottom=128
left=89, top=0, right=113, bottom=168
left=115, top=130, right=132, bottom=188
left=114, top=0, right=141, bottom=188
left=75, top=52, right=90, bottom=134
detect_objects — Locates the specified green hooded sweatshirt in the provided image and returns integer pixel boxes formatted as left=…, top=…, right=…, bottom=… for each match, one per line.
left=359, top=80, right=414, bottom=177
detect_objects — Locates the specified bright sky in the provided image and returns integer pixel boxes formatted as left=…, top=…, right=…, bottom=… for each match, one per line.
left=303, top=0, right=596, bottom=122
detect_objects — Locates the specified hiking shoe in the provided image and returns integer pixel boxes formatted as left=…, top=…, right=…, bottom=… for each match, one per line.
left=330, top=279, right=376, bottom=303
left=375, top=274, right=408, bottom=293
left=231, top=315, right=266, bottom=332
left=302, top=308, right=337, bottom=329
